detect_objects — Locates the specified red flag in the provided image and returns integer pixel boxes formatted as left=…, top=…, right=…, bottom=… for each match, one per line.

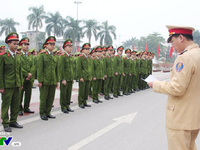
left=60, top=43, right=62, bottom=53
left=157, top=43, right=160, bottom=58
left=169, top=45, right=174, bottom=57
left=132, top=42, right=135, bottom=50
left=145, top=42, right=148, bottom=52
left=78, top=42, right=80, bottom=52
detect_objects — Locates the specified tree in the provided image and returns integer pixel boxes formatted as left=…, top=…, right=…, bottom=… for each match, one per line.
left=122, top=37, right=138, bottom=49
left=27, top=5, right=46, bottom=31
left=193, top=30, right=200, bottom=46
left=63, top=16, right=83, bottom=53
left=82, top=19, right=100, bottom=44
left=96, top=21, right=116, bottom=46
left=0, top=18, right=19, bottom=36
left=45, top=12, right=63, bottom=37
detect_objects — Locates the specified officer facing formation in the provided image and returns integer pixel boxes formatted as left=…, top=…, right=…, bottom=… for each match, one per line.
left=0, top=45, right=5, bottom=53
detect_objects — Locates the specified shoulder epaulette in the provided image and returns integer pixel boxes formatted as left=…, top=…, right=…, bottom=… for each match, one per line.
left=80, top=54, right=83, bottom=57
left=92, top=57, right=95, bottom=59
left=123, top=57, right=126, bottom=59
left=0, top=51, right=6, bottom=56
left=61, top=53, right=65, bottom=56
left=40, top=50, right=46, bottom=53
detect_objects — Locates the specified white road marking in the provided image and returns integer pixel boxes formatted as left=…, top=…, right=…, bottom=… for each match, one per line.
left=67, top=112, right=138, bottom=150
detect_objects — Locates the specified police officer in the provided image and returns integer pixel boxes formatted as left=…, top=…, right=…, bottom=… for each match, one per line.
left=77, top=43, right=91, bottom=108
left=148, top=25, right=200, bottom=150
left=59, top=39, right=74, bottom=113
left=0, top=45, right=5, bottom=53
left=0, top=32, right=23, bottom=132
left=37, top=36, right=59, bottom=120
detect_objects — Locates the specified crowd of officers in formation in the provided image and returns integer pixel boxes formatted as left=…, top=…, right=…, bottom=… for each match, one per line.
left=0, top=32, right=154, bottom=132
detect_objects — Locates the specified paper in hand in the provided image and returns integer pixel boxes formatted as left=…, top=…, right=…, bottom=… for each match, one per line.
left=141, top=75, right=158, bottom=83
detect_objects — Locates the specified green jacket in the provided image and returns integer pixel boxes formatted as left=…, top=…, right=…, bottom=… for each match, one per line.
left=140, top=58, right=148, bottom=74
left=37, top=50, right=59, bottom=85
left=20, top=52, right=35, bottom=83
left=131, top=58, right=137, bottom=75
left=0, top=50, right=23, bottom=88
left=123, top=56, right=131, bottom=74
left=77, top=54, right=90, bottom=80
left=113, top=55, right=123, bottom=75
left=88, top=57, right=93, bottom=79
left=59, top=52, right=74, bottom=81
left=136, top=59, right=140, bottom=74
left=91, top=56, right=103, bottom=79
left=103, top=54, right=113, bottom=77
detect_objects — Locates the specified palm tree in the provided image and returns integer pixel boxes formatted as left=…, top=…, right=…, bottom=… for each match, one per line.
left=27, top=5, right=46, bottom=31
left=0, top=18, right=19, bottom=36
left=96, top=21, right=116, bottom=46
left=82, top=19, right=100, bottom=44
left=63, top=16, right=83, bottom=53
left=45, top=12, right=63, bottom=37
left=122, top=37, right=138, bottom=49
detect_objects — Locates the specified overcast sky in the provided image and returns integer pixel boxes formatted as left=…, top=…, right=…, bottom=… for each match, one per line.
left=0, top=0, right=199, bottom=47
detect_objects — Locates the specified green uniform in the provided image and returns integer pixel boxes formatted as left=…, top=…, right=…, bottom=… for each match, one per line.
left=113, top=55, right=123, bottom=96
left=91, top=56, right=103, bottom=100
left=135, top=58, right=140, bottom=90
left=130, top=58, right=137, bottom=90
left=122, top=56, right=131, bottom=94
left=103, top=54, right=114, bottom=97
left=88, top=57, right=93, bottom=96
left=140, top=58, right=148, bottom=89
left=0, top=50, right=23, bottom=126
left=20, top=52, right=35, bottom=112
left=37, top=50, right=59, bottom=117
left=77, top=54, right=90, bottom=106
left=59, top=52, right=74, bottom=111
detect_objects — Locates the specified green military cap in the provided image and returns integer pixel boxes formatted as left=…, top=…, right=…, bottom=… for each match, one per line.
left=102, top=46, right=107, bottom=51
left=17, top=46, right=21, bottom=50
left=131, top=51, right=137, bottom=54
left=63, top=39, right=73, bottom=49
left=125, top=48, right=131, bottom=53
left=0, top=45, right=5, bottom=49
left=53, top=48, right=57, bottom=53
left=19, top=37, right=30, bottom=46
left=28, top=48, right=35, bottom=53
left=136, top=51, right=140, bottom=55
left=45, top=36, right=56, bottom=44
left=82, top=43, right=91, bottom=50
left=5, top=32, right=19, bottom=43
left=75, top=52, right=80, bottom=55
left=107, top=45, right=114, bottom=50
left=95, top=46, right=102, bottom=52
left=117, top=46, right=124, bottom=51
left=90, top=48, right=96, bottom=54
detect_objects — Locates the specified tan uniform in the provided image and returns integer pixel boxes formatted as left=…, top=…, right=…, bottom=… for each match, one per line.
left=153, top=44, right=200, bottom=150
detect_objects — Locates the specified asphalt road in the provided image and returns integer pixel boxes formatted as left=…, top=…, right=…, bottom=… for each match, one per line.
left=1, top=72, right=200, bottom=150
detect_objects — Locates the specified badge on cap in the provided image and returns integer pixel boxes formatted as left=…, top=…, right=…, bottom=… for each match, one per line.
left=176, top=62, right=184, bottom=72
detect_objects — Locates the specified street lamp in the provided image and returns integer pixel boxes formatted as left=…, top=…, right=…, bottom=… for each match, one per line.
left=74, top=1, right=82, bottom=21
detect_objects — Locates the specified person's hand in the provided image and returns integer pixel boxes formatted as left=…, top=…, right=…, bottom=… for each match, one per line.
left=123, top=73, right=126, bottom=76
left=115, top=72, right=118, bottom=76
left=62, top=80, right=67, bottom=86
left=130, top=73, right=131, bottom=76
left=56, top=82, right=59, bottom=88
left=21, top=86, right=23, bottom=90
left=38, top=82, right=43, bottom=87
left=104, top=75, right=107, bottom=78
left=0, top=89, right=5, bottom=94
left=26, top=77, right=30, bottom=80
left=148, top=81, right=154, bottom=88
left=93, top=77, right=96, bottom=81
left=103, top=77, right=105, bottom=80
left=28, top=73, right=32, bottom=78
left=80, top=78, right=84, bottom=82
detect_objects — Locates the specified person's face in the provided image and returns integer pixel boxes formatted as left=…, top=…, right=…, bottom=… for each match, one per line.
left=8, top=41, right=19, bottom=52
left=131, top=53, right=136, bottom=58
left=21, top=43, right=29, bottom=51
left=102, top=51, right=106, bottom=55
left=126, top=52, right=131, bottom=57
left=92, top=52, right=96, bottom=57
left=108, top=49, right=113, bottom=55
left=111, top=53, right=114, bottom=58
left=46, top=43, right=55, bottom=51
left=118, top=50, right=123, bottom=55
left=97, top=51, right=102, bottom=57
left=170, top=35, right=185, bottom=53
left=32, top=51, right=36, bottom=55
left=0, top=48, right=5, bottom=53
left=64, top=45, right=72, bottom=54
left=83, top=48, right=90, bottom=55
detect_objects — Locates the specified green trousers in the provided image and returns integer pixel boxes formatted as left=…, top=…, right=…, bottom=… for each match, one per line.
left=131, top=75, right=137, bottom=90
left=78, top=80, right=89, bottom=106
left=101, top=80, right=104, bottom=94
left=92, top=79, right=102, bottom=100
left=135, top=74, right=139, bottom=89
left=113, top=74, right=122, bottom=96
left=60, top=81, right=73, bottom=111
left=104, top=77, right=112, bottom=97
left=39, top=85, right=56, bottom=117
left=139, top=74, right=146, bottom=89
left=122, top=75, right=129, bottom=94
left=89, top=80, right=92, bottom=95
left=1, top=87, right=20, bottom=126
left=20, top=82, right=33, bottom=111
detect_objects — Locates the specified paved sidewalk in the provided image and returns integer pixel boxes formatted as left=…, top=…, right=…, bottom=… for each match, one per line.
left=0, top=71, right=170, bottom=117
